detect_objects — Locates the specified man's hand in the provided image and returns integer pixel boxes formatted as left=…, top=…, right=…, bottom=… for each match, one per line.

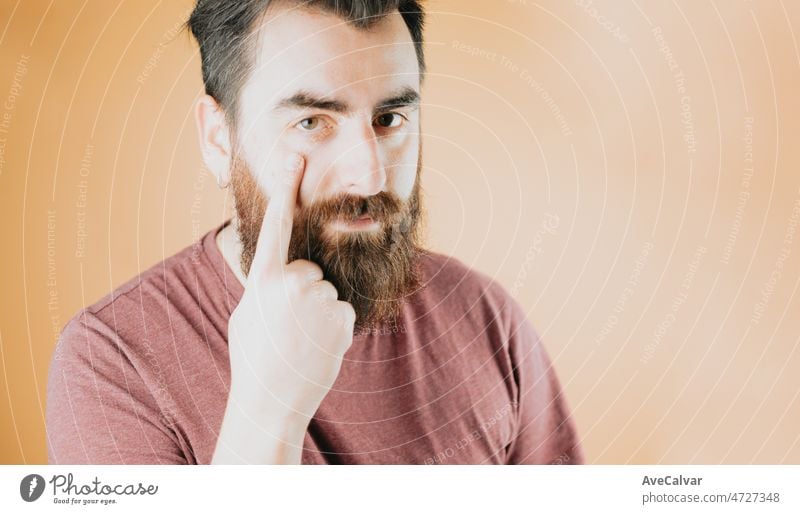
left=212, top=154, right=356, bottom=464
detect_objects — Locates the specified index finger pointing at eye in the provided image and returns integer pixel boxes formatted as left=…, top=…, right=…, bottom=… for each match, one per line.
left=250, top=153, right=306, bottom=277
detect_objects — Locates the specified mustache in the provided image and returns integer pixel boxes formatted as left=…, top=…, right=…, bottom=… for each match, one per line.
left=301, top=190, right=406, bottom=225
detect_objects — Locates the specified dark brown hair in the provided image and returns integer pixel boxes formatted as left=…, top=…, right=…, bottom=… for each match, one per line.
left=187, top=0, right=426, bottom=126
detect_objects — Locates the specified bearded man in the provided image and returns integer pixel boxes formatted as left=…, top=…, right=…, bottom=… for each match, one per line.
left=46, top=0, right=583, bottom=464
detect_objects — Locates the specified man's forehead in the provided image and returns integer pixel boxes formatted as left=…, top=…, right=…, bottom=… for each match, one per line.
left=245, top=3, right=420, bottom=103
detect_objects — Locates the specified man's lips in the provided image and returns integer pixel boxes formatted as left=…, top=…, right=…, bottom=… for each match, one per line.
left=329, top=214, right=379, bottom=232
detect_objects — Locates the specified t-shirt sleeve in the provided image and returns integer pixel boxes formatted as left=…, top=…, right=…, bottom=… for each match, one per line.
left=503, top=300, right=584, bottom=464
left=46, top=311, right=187, bottom=464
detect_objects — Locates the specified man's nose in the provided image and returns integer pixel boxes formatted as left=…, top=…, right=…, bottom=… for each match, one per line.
left=334, top=119, right=386, bottom=197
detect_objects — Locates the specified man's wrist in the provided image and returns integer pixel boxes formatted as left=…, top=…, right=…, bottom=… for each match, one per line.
left=213, top=389, right=309, bottom=464
left=227, top=380, right=311, bottom=431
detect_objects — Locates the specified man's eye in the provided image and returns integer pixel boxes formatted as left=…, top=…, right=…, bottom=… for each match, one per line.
left=374, top=113, right=404, bottom=128
left=297, top=117, right=322, bottom=131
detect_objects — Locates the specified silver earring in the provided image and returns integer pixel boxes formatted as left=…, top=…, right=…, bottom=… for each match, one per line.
left=217, top=176, right=230, bottom=189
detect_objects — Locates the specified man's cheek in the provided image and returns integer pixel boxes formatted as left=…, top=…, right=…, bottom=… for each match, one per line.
left=240, top=112, right=308, bottom=179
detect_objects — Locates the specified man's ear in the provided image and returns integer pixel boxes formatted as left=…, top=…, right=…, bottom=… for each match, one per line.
left=195, top=94, right=233, bottom=187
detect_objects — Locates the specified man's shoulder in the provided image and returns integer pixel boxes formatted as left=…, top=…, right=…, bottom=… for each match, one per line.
left=58, top=227, right=224, bottom=353
left=84, top=239, right=206, bottom=320
left=416, top=249, right=520, bottom=322
left=419, top=249, right=513, bottom=298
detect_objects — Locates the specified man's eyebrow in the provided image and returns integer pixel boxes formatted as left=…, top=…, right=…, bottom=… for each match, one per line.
left=374, top=86, right=420, bottom=111
left=272, top=86, right=420, bottom=115
left=273, top=91, right=350, bottom=113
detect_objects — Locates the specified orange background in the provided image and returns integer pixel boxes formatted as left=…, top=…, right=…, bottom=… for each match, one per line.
left=2, top=0, right=799, bottom=464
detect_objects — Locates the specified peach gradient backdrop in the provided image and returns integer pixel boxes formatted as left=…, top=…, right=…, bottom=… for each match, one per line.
left=2, top=0, right=799, bottom=464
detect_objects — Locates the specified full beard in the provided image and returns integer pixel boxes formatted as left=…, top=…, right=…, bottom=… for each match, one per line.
left=230, top=154, right=425, bottom=332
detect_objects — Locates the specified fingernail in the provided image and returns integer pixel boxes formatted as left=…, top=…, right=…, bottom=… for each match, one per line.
left=285, top=154, right=303, bottom=171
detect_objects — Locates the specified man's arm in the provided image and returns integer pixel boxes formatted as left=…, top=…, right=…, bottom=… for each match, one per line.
left=46, top=313, right=187, bottom=464
left=210, top=153, right=356, bottom=464
left=503, top=304, right=584, bottom=464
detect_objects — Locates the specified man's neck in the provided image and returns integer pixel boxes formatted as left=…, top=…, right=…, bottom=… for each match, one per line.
left=216, top=218, right=247, bottom=286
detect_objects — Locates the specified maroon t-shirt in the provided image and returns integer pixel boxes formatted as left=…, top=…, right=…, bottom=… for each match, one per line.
left=46, top=222, right=583, bottom=464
